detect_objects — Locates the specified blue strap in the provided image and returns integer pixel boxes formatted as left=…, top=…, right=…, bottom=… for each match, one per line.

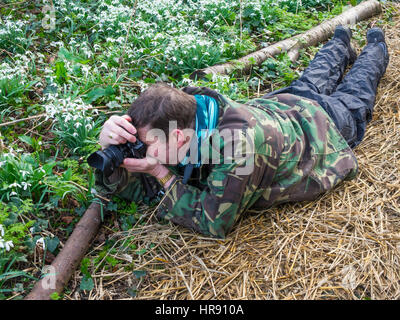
left=179, top=94, right=219, bottom=184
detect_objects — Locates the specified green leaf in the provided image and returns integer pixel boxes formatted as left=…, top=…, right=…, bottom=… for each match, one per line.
left=42, top=162, right=57, bottom=175
left=133, top=270, right=147, bottom=279
left=45, top=236, right=59, bottom=253
left=105, top=256, right=118, bottom=267
left=106, top=201, right=118, bottom=212
left=18, top=135, right=33, bottom=147
left=131, top=70, right=142, bottom=78
left=50, top=292, right=62, bottom=300
left=104, top=85, right=115, bottom=96
left=58, top=47, right=90, bottom=64
left=80, top=257, right=91, bottom=276
left=135, top=249, right=147, bottom=255
left=85, top=86, right=115, bottom=103
left=62, top=168, right=72, bottom=181
left=80, top=274, right=94, bottom=291
left=127, top=285, right=137, bottom=297
left=55, top=61, right=68, bottom=84
left=86, top=87, right=105, bottom=103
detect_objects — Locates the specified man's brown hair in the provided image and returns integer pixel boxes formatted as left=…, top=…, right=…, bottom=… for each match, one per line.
left=127, top=83, right=196, bottom=138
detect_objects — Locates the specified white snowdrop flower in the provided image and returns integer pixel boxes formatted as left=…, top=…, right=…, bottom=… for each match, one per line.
left=19, top=170, right=30, bottom=178
left=75, top=122, right=82, bottom=128
left=0, top=225, right=4, bottom=237
left=21, top=182, right=31, bottom=191
left=29, top=227, right=34, bottom=234
left=192, top=57, right=198, bottom=61
left=9, top=182, right=21, bottom=189
left=81, top=65, right=90, bottom=77
left=64, top=114, right=72, bottom=122
left=4, top=241, right=13, bottom=251
left=0, top=239, right=14, bottom=251
left=178, top=60, right=184, bottom=65
left=36, top=237, right=46, bottom=250
left=0, top=161, right=5, bottom=168
left=72, top=132, right=79, bottom=137
left=9, top=191, right=18, bottom=197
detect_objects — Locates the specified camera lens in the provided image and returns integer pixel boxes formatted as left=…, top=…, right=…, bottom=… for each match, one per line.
left=87, top=145, right=125, bottom=177
left=88, top=138, right=147, bottom=177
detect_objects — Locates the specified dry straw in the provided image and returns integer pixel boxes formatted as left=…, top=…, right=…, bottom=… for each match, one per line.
left=68, top=3, right=400, bottom=300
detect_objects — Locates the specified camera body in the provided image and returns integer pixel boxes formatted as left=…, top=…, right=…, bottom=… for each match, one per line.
left=87, top=139, right=147, bottom=177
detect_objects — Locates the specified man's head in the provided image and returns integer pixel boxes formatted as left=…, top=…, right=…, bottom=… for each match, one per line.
left=127, top=83, right=197, bottom=165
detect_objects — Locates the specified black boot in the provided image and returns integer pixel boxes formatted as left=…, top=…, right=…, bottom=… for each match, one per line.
left=366, top=27, right=389, bottom=73
left=333, top=25, right=357, bottom=65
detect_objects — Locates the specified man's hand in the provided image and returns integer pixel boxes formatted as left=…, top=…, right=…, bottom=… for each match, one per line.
left=120, top=157, right=159, bottom=176
left=99, top=115, right=137, bottom=149
left=121, top=160, right=175, bottom=188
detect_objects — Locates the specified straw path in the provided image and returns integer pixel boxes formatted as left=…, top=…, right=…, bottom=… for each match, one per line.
left=71, top=3, right=400, bottom=300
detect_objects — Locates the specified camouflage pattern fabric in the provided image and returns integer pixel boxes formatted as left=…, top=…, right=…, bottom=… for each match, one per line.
left=95, top=86, right=358, bottom=239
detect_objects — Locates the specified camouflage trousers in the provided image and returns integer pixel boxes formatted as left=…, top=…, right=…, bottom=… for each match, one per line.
left=263, top=36, right=389, bottom=148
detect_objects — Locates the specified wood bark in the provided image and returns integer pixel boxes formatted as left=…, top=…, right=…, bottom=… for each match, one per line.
left=24, top=201, right=103, bottom=300
left=190, top=0, right=382, bottom=80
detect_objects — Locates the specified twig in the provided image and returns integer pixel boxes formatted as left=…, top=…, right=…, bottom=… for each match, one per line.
left=0, top=105, right=120, bottom=128
left=0, top=114, right=44, bottom=128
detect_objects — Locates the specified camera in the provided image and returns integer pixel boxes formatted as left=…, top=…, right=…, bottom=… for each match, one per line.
left=87, top=139, right=147, bottom=177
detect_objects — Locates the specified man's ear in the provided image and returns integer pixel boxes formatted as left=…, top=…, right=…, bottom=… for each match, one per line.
left=170, top=129, right=188, bottom=148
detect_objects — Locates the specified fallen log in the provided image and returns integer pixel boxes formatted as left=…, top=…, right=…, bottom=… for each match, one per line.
left=24, top=201, right=104, bottom=300
left=190, top=0, right=382, bottom=79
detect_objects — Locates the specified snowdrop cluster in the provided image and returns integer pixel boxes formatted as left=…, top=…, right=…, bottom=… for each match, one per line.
left=42, top=94, right=94, bottom=121
left=48, top=0, right=282, bottom=78
left=0, top=17, right=28, bottom=42
left=0, top=51, right=37, bottom=82
left=0, top=224, right=14, bottom=252
left=0, top=151, right=41, bottom=197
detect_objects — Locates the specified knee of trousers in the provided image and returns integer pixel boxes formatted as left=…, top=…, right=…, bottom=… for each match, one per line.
left=323, top=94, right=368, bottom=147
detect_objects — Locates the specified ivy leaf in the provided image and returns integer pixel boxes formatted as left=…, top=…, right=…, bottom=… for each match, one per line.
left=80, top=274, right=94, bottom=291
left=106, top=201, right=118, bottom=212
left=127, top=285, right=137, bottom=297
left=133, top=270, right=147, bottom=279
left=45, top=236, right=60, bottom=253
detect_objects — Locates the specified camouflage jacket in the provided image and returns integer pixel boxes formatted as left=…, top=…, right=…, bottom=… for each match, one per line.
left=95, top=86, right=358, bottom=239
